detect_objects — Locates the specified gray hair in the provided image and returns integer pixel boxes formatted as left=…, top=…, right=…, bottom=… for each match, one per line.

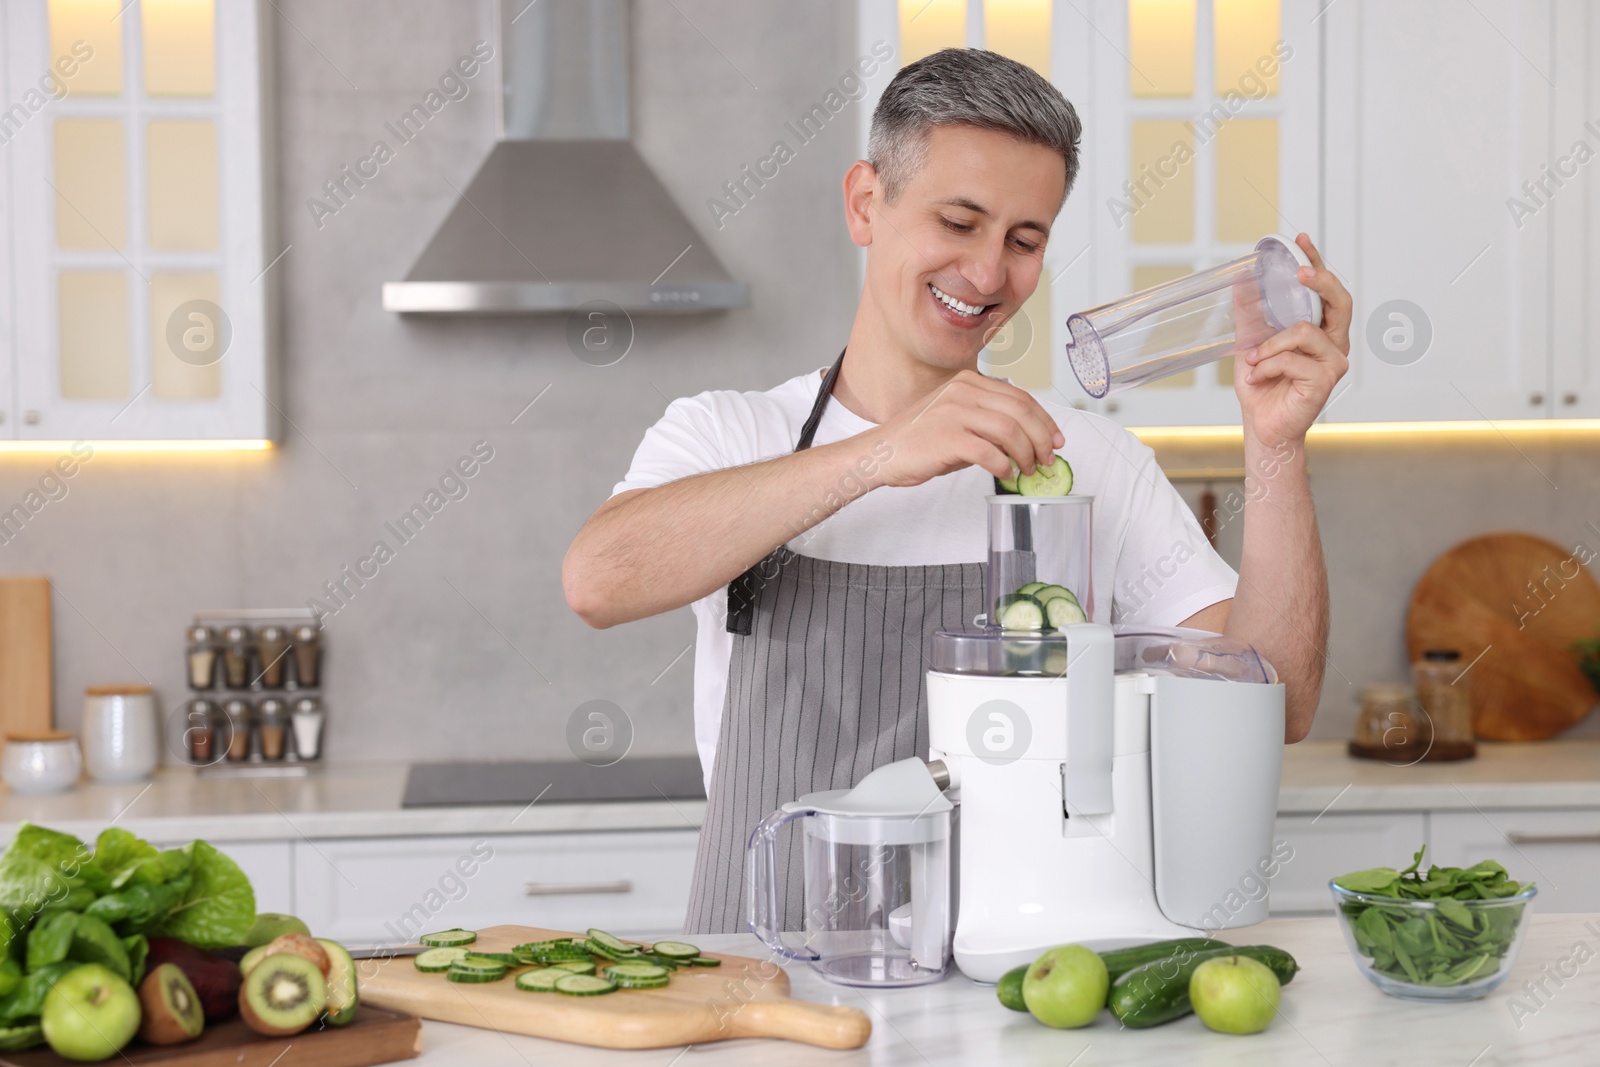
left=867, top=48, right=1083, bottom=208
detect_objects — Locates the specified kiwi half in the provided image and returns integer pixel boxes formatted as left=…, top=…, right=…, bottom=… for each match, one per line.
left=315, top=939, right=358, bottom=1027
left=239, top=954, right=328, bottom=1037
left=138, top=964, right=204, bottom=1045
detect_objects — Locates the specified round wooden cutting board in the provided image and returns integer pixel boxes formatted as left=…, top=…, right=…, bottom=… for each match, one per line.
left=1406, top=533, right=1600, bottom=741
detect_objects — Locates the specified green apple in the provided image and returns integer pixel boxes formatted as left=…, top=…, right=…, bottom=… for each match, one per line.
left=243, top=913, right=311, bottom=948
left=1022, top=945, right=1109, bottom=1029
left=1190, top=955, right=1281, bottom=1035
left=41, top=964, right=140, bottom=1062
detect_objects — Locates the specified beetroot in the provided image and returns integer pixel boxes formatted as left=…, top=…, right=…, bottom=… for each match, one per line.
left=145, top=937, right=242, bottom=1022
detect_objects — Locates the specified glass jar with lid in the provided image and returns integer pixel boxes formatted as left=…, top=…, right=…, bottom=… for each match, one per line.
left=1411, top=650, right=1477, bottom=761
left=1349, top=683, right=1429, bottom=762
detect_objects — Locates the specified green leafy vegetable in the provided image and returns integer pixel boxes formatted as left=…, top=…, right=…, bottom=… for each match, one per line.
left=1334, top=846, right=1531, bottom=988
left=67, top=914, right=131, bottom=981
left=0, top=959, right=21, bottom=998
left=0, top=826, right=96, bottom=929
left=121, top=934, right=148, bottom=984
left=0, top=962, right=75, bottom=1026
left=24, top=911, right=78, bottom=973
left=152, top=841, right=256, bottom=949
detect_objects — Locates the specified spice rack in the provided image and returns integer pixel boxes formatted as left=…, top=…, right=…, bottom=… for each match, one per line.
left=182, top=609, right=325, bottom=776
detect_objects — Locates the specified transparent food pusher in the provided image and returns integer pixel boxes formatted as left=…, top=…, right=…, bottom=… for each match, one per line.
left=1066, top=233, right=1322, bottom=398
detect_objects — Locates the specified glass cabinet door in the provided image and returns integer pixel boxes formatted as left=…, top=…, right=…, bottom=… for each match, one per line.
left=2, top=0, right=271, bottom=444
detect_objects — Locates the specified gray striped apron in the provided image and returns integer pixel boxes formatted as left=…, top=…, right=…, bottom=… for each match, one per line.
left=683, top=351, right=987, bottom=934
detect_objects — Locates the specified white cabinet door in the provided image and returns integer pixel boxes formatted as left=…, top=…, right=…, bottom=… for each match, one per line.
left=156, top=839, right=294, bottom=916
left=292, top=831, right=701, bottom=944
left=1429, top=810, right=1600, bottom=913
left=1322, top=0, right=1553, bottom=425
left=1268, top=813, right=1428, bottom=914
left=1551, top=0, right=1600, bottom=419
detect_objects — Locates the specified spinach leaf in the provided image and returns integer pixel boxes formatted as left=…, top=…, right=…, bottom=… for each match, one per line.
left=24, top=911, right=78, bottom=973
left=0, top=826, right=93, bottom=927
left=0, top=961, right=75, bottom=1025
left=1335, top=845, right=1530, bottom=988
left=122, top=934, right=149, bottom=984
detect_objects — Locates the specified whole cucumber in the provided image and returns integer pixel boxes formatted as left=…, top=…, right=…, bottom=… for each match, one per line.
left=1097, top=938, right=1219, bottom=985
left=996, top=965, right=1029, bottom=1012
left=1109, top=945, right=1298, bottom=1029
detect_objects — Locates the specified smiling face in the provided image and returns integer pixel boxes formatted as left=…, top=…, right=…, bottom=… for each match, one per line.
left=850, top=124, right=1067, bottom=373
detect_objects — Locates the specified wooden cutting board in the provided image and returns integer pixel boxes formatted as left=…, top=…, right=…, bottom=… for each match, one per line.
left=0, top=578, right=53, bottom=754
left=0, top=1005, right=421, bottom=1067
left=1407, top=533, right=1600, bottom=740
left=361, top=925, right=871, bottom=1051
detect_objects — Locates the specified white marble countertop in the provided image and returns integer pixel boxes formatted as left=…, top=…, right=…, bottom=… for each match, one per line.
left=0, top=762, right=706, bottom=844
left=399, top=914, right=1600, bottom=1065
left=1, top=740, right=1597, bottom=846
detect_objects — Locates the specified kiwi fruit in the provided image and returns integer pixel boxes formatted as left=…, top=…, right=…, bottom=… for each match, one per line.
left=138, top=964, right=205, bottom=1045
left=316, top=940, right=359, bottom=1027
left=239, top=954, right=328, bottom=1037
left=249, top=934, right=330, bottom=978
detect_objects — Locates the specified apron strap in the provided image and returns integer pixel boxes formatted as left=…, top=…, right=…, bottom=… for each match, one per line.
left=725, top=349, right=847, bottom=635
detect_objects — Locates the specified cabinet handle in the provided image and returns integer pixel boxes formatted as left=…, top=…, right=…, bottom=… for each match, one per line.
left=1528, top=393, right=1544, bottom=406
left=1562, top=392, right=1578, bottom=406
left=1105, top=400, right=1121, bottom=414
left=523, top=879, right=633, bottom=896
left=1504, top=832, right=1600, bottom=845
left=23, top=410, right=39, bottom=425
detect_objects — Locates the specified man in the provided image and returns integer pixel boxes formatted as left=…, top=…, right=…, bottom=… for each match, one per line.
left=564, top=49, right=1350, bottom=934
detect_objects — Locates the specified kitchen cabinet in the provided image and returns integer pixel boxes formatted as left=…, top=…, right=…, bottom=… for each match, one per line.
left=290, top=831, right=701, bottom=944
left=1551, top=0, right=1600, bottom=418
left=1266, top=812, right=1428, bottom=914
left=1429, top=810, right=1600, bottom=913
left=0, top=0, right=275, bottom=443
left=1321, top=0, right=1558, bottom=425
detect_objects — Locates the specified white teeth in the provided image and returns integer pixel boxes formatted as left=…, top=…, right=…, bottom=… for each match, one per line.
left=930, top=283, right=986, bottom=317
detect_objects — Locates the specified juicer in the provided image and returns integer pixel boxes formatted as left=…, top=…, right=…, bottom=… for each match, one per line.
left=747, top=493, right=1286, bottom=987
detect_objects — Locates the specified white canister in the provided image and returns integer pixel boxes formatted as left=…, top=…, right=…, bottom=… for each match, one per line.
left=81, top=684, right=159, bottom=782
left=3, top=732, right=83, bottom=793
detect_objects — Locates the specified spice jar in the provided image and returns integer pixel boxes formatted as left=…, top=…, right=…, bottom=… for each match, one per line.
left=183, top=698, right=218, bottom=762
left=256, top=626, right=290, bottom=689
left=257, top=698, right=288, bottom=760
left=291, top=625, right=322, bottom=688
left=221, top=698, right=254, bottom=761
left=186, top=625, right=218, bottom=689
left=291, top=696, right=324, bottom=760
left=1349, top=683, right=1429, bottom=762
left=222, top=626, right=253, bottom=689
left=1412, top=649, right=1477, bottom=761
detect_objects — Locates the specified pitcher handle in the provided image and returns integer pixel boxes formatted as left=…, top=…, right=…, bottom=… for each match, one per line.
left=746, top=807, right=821, bottom=961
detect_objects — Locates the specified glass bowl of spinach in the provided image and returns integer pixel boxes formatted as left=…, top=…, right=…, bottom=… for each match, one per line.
left=1330, top=847, right=1536, bottom=1001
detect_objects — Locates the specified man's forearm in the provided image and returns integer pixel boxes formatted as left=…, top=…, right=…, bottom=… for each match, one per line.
left=1226, top=438, right=1329, bottom=742
left=563, top=435, right=889, bottom=629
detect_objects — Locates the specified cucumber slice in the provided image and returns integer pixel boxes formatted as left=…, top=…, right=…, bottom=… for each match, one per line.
left=447, top=963, right=506, bottom=983
left=612, top=972, right=670, bottom=989
left=584, top=937, right=640, bottom=961
left=1045, top=597, right=1087, bottom=627
left=998, top=462, right=1021, bottom=494
left=516, top=968, right=564, bottom=992
left=555, top=973, right=618, bottom=996
left=414, top=947, right=470, bottom=973
left=448, top=957, right=508, bottom=975
left=605, top=961, right=669, bottom=980
left=649, top=942, right=701, bottom=960
left=550, top=959, right=596, bottom=975
left=641, top=953, right=682, bottom=970
left=464, top=952, right=519, bottom=966
left=688, top=956, right=722, bottom=967
left=996, top=594, right=1045, bottom=630
left=1016, top=582, right=1048, bottom=597
left=1032, top=584, right=1078, bottom=606
left=419, top=928, right=477, bottom=948
left=1016, top=455, right=1073, bottom=496
left=585, top=929, right=634, bottom=954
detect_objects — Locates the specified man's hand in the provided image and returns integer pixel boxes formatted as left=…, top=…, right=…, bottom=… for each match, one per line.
left=1236, top=234, right=1352, bottom=451
left=866, top=369, right=1065, bottom=489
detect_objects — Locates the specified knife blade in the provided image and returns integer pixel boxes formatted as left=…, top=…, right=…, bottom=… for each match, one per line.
left=344, top=944, right=430, bottom=960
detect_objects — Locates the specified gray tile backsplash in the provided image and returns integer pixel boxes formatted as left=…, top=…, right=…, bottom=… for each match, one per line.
left=1, top=1, right=1594, bottom=767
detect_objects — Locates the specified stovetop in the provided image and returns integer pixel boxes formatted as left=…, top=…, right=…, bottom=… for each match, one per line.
left=400, top=756, right=705, bottom=808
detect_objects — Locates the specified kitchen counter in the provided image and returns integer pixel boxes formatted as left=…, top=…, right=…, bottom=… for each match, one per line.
left=398, top=913, right=1600, bottom=1065
left=1, top=741, right=1598, bottom=845
left=0, top=762, right=706, bottom=844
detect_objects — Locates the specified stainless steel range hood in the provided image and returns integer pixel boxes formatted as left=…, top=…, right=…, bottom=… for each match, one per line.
left=382, top=0, right=745, bottom=314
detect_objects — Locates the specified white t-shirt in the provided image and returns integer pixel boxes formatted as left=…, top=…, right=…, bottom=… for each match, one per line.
left=611, top=370, right=1238, bottom=787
